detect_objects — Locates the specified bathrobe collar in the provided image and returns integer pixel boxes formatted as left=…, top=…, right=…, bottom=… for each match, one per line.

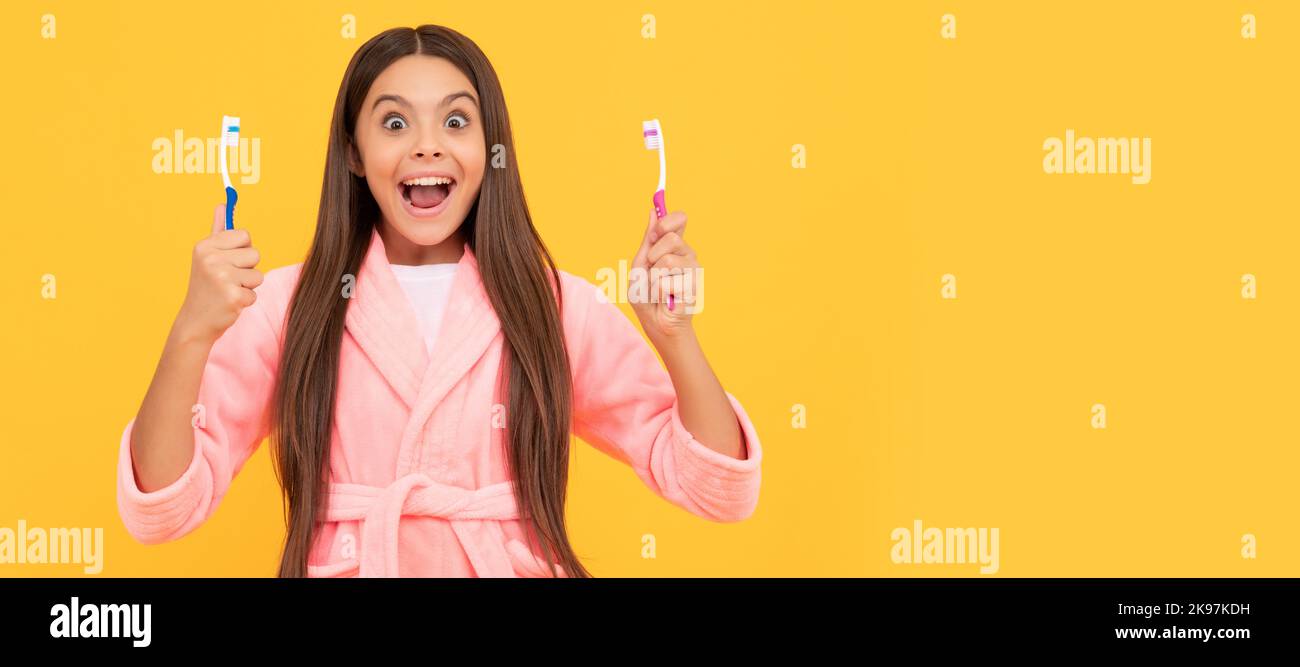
left=344, top=227, right=502, bottom=421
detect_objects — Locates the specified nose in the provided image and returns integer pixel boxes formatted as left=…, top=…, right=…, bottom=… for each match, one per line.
left=412, top=126, right=443, bottom=160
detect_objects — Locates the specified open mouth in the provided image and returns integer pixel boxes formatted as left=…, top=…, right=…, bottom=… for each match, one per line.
left=398, top=175, right=457, bottom=216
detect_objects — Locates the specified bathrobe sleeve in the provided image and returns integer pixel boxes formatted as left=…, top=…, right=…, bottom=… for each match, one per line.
left=566, top=276, right=762, bottom=522
left=116, top=273, right=284, bottom=545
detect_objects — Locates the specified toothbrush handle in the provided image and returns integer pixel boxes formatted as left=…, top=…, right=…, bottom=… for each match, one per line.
left=225, top=186, right=238, bottom=230
left=651, top=189, right=674, bottom=311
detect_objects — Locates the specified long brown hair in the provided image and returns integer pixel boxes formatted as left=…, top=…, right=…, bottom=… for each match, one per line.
left=271, top=25, right=587, bottom=578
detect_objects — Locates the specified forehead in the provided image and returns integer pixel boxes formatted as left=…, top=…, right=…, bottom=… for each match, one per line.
left=366, top=55, right=475, bottom=106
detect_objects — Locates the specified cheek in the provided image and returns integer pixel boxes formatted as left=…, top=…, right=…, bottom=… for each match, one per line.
left=463, top=145, right=488, bottom=188
left=366, top=142, right=405, bottom=175
left=460, top=132, right=487, bottom=169
left=363, top=146, right=405, bottom=199
left=451, top=146, right=487, bottom=203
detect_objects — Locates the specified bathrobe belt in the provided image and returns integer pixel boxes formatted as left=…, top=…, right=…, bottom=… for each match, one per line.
left=322, top=472, right=526, bottom=577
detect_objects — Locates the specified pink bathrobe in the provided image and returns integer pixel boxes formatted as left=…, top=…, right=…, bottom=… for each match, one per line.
left=116, top=227, right=763, bottom=577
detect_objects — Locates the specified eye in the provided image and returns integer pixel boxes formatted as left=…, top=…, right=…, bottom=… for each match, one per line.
left=446, top=111, right=471, bottom=130
left=383, top=114, right=407, bottom=131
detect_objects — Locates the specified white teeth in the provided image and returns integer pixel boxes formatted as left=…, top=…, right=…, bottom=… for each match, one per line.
left=401, top=176, right=454, bottom=186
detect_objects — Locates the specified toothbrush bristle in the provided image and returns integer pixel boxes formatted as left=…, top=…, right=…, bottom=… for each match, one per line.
left=222, top=115, right=241, bottom=145
left=642, top=119, right=662, bottom=150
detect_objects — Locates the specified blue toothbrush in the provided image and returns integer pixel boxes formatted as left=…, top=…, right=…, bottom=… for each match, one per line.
left=219, top=115, right=240, bottom=230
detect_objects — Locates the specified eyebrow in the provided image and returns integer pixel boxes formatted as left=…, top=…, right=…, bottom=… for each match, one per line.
left=372, top=90, right=479, bottom=113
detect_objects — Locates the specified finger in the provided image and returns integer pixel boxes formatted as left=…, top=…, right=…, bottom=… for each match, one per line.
left=655, top=271, right=696, bottom=305
left=222, top=246, right=261, bottom=269
left=632, top=207, right=656, bottom=269
left=234, top=286, right=257, bottom=309
left=651, top=252, right=691, bottom=271
left=640, top=206, right=659, bottom=249
left=655, top=272, right=693, bottom=307
left=235, top=268, right=264, bottom=289
left=210, top=228, right=252, bottom=250
left=647, top=232, right=692, bottom=266
left=212, top=204, right=225, bottom=235
left=654, top=211, right=687, bottom=242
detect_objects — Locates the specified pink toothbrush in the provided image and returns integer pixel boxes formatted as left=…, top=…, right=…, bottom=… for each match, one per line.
left=642, top=118, right=672, bottom=311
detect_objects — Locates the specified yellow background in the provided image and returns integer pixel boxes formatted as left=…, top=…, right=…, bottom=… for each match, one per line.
left=1, top=1, right=1296, bottom=577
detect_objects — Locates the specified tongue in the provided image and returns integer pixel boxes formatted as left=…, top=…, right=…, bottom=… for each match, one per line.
left=409, top=184, right=449, bottom=208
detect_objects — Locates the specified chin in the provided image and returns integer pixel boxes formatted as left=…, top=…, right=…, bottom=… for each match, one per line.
left=385, top=211, right=462, bottom=247
left=393, top=224, right=457, bottom=247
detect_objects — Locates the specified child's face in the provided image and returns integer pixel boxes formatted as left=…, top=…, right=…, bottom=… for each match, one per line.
left=350, top=55, right=486, bottom=252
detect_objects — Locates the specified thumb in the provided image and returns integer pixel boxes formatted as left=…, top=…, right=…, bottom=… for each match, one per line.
left=211, top=204, right=225, bottom=235
left=633, top=207, right=656, bottom=269
left=645, top=206, right=663, bottom=246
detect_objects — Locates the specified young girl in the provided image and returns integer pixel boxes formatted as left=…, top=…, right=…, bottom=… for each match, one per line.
left=117, top=25, right=762, bottom=578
